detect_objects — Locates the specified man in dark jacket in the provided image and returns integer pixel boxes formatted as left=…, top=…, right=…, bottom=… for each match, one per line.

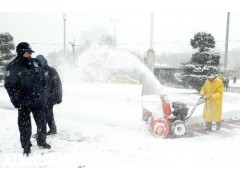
left=4, top=42, right=51, bottom=156
left=36, top=55, right=62, bottom=135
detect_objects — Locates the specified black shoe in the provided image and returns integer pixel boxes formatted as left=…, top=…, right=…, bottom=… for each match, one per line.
left=38, top=143, right=51, bottom=149
left=205, top=122, right=212, bottom=132
left=216, top=122, right=222, bottom=130
left=47, top=130, right=57, bottom=135
left=23, top=147, right=31, bottom=156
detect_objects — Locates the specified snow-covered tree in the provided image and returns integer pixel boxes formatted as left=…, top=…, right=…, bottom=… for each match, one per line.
left=180, top=32, right=221, bottom=91
left=0, top=33, right=15, bottom=64
left=190, top=32, right=215, bottom=52
left=0, top=32, right=15, bottom=78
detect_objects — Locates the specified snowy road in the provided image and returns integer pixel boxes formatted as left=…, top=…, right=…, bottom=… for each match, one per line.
left=1, top=83, right=240, bottom=168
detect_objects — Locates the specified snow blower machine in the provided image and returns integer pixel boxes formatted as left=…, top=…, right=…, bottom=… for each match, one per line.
left=143, top=95, right=205, bottom=138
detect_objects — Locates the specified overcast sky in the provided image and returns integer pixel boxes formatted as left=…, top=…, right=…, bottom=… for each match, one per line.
left=1, top=12, right=240, bottom=56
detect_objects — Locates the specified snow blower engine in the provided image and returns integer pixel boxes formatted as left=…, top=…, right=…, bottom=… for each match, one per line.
left=172, top=101, right=189, bottom=120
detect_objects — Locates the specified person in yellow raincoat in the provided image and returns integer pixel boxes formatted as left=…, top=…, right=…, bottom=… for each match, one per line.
left=200, top=71, right=224, bottom=131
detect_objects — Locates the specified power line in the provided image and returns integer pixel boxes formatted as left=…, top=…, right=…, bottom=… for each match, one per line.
left=30, top=43, right=62, bottom=46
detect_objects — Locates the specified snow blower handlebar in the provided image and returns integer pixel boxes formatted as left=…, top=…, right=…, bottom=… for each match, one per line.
left=184, top=96, right=207, bottom=122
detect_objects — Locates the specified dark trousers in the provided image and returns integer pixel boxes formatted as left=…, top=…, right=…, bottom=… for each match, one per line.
left=18, top=107, right=47, bottom=148
left=46, top=106, right=57, bottom=132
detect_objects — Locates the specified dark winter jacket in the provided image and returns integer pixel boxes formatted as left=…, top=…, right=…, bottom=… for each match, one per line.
left=36, top=55, right=62, bottom=107
left=4, top=56, right=47, bottom=108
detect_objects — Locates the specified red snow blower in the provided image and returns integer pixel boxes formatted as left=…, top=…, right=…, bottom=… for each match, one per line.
left=143, top=95, right=205, bottom=138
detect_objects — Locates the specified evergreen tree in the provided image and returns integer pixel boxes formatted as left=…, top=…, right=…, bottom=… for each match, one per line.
left=0, top=32, right=15, bottom=72
left=180, top=32, right=221, bottom=91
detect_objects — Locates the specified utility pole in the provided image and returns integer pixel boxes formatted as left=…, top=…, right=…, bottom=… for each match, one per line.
left=69, top=39, right=75, bottom=65
left=143, top=12, right=156, bottom=95
left=150, top=12, right=154, bottom=49
left=111, top=19, right=120, bottom=49
left=63, top=13, right=66, bottom=55
left=69, top=39, right=76, bottom=57
left=69, top=39, right=81, bottom=65
left=147, top=12, right=155, bottom=72
left=224, top=12, right=230, bottom=71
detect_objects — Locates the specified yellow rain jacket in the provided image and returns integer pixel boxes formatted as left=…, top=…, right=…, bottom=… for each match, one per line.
left=200, top=76, right=224, bottom=122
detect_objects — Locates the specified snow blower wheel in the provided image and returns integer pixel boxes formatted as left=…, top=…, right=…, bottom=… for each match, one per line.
left=171, top=120, right=187, bottom=138
left=149, top=118, right=170, bottom=138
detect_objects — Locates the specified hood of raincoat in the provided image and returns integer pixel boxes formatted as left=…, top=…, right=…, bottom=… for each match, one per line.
left=36, top=55, right=48, bottom=67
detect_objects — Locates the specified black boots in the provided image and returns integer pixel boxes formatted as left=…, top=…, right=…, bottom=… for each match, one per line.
left=216, top=122, right=222, bottom=130
left=23, top=147, right=31, bottom=156
left=23, top=143, right=32, bottom=156
left=205, top=121, right=222, bottom=131
left=33, top=128, right=57, bottom=138
left=23, top=143, right=51, bottom=156
left=205, top=122, right=212, bottom=131
left=46, top=129, right=57, bottom=135
left=37, top=142, right=51, bottom=149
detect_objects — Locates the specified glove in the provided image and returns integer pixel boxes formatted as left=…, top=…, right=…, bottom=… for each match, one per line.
left=200, top=95, right=210, bottom=100
left=205, top=95, right=211, bottom=100
left=199, top=96, right=205, bottom=100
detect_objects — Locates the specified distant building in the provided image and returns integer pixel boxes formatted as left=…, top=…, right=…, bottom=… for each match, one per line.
left=154, top=63, right=182, bottom=84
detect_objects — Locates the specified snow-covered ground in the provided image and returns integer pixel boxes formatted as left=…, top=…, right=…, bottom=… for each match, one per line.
left=1, top=82, right=240, bottom=168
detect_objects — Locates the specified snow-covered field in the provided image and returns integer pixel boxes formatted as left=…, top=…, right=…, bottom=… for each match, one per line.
left=1, top=82, right=240, bottom=168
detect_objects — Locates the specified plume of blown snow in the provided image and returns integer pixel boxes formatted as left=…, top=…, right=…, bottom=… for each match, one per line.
left=61, top=44, right=165, bottom=95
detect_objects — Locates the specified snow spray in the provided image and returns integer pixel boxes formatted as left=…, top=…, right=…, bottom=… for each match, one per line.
left=61, top=44, right=166, bottom=96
